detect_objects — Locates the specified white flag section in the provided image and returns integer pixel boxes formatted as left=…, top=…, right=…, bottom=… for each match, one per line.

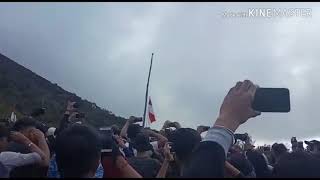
left=10, top=112, right=17, bottom=123
left=148, top=97, right=156, bottom=123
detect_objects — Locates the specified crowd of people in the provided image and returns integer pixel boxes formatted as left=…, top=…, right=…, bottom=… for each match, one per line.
left=0, top=80, right=320, bottom=178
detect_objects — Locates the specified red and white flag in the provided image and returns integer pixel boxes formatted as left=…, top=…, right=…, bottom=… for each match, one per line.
left=148, top=97, right=156, bottom=123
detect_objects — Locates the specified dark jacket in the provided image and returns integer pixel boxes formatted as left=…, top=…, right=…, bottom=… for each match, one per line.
left=183, top=141, right=226, bottom=178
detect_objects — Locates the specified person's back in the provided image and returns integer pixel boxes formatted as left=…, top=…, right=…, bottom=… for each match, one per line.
left=128, top=156, right=161, bottom=178
left=271, top=143, right=288, bottom=165
left=128, top=133, right=161, bottom=178
left=168, top=128, right=201, bottom=176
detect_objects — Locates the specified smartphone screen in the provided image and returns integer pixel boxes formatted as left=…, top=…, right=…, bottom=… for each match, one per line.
left=252, top=88, right=290, bottom=112
left=99, top=127, right=114, bottom=152
left=99, top=127, right=113, bottom=137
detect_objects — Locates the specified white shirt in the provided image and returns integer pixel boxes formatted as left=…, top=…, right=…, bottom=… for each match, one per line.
left=0, top=151, right=41, bottom=178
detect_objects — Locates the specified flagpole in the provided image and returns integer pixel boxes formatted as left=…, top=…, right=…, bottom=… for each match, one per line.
left=143, top=53, right=154, bottom=128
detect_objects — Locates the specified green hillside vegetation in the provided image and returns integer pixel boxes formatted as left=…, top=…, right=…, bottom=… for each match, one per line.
left=0, top=53, right=126, bottom=128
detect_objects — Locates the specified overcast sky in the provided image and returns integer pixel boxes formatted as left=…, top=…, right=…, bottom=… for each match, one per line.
left=0, top=2, right=319, bottom=144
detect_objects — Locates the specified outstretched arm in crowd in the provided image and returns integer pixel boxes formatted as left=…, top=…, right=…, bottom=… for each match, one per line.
left=10, top=131, right=50, bottom=167
left=144, top=129, right=168, bottom=149
left=30, top=128, right=51, bottom=167
left=57, top=101, right=77, bottom=135
left=120, top=117, right=135, bottom=139
left=183, top=80, right=261, bottom=178
left=156, top=143, right=174, bottom=178
left=224, top=161, right=243, bottom=178
left=115, top=155, right=142, bottom=178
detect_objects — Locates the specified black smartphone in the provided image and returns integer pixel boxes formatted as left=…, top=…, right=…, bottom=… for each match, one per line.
left=99, top=127, right=113, bottom=137
left=235, top=133, right=248, bottom=141
left=252, top=88, right=290, bottom=112
left=99, top=127, right=114, bottom=153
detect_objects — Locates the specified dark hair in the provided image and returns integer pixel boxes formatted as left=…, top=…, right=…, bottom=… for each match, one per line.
left=132, top=133, right=153, bottom=153
left=35, top=122, right=49, bottom=135
left=55, top=125, right=101, bottom=177
left=228, top=152, right=255, bottom=177
left=11, top=117, right=37, bottom=131
left=168, top=128, right=201, bottom=162
left=273, top=151, right=320, bottom=178
left=0, top=125, right=9, bottom=139
left=272, top=143, right=288, bottom=157
left=127, top=124, right=142, bottom=140
left=246, top=150, right=271, bottom=178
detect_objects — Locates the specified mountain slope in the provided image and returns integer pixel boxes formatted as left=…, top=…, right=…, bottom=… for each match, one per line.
left=0, top=53, right=126, bottom=127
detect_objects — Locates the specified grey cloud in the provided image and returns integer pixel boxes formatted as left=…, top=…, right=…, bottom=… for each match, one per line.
left=0, top=2, right=319, bottom=144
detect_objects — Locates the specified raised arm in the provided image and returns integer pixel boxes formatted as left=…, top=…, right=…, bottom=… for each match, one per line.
left=144, top=129, right=168, bottom=148
left=225, top=161, right=243, bottom=178
left=30, top=128, right=50, bottom=167
left=120, top=117, right=135, bottom=139
left=183, top=80, right=261, bottom=178
left=57, top=101, right=78, bottom=135
left=10, top=131, right=50, bottom=167
left=115, top=155, right=142, bottom=178
left=156, top=143, right=174, bottom=178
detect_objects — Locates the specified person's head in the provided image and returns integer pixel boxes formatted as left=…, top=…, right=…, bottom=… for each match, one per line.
left=228, top=152, right=256, bottom=177
left=273, top=151, right=320, bottom=178
left=11, top=118, right=37, bottom=141
left=305, top=140, right=320, bottom=153
left=132, top=133, right=153, bottom=156
left=168, top=128, right=201, bottom=164
left=55, top=124, right=101, bottom=178
left=246, top=150, right=271, bottom=178
left=0, top=125, right=9, bottom=152
left=271, top=143, right=288, bottom=160
left=127, top=124, right=142, bottom=141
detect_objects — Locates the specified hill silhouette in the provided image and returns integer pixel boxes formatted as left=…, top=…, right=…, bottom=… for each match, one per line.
left=0, top=53, right=127, bottom=127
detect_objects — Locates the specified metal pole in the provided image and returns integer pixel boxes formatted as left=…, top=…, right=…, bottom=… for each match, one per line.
left=143, top=53, right=154, bottom=127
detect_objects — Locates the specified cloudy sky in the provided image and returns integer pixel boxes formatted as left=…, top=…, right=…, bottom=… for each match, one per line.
left=0, top=2, right=319, bottom=144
